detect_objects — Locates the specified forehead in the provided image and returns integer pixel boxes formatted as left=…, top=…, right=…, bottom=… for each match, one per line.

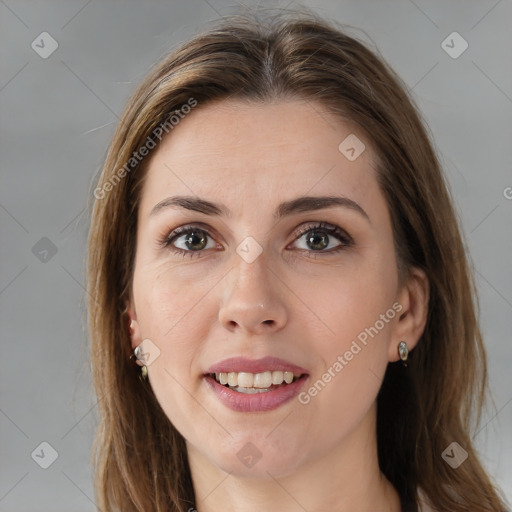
left=138, top=99, right=380, bottom=218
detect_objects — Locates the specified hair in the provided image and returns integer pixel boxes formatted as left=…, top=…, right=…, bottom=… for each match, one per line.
left=86, top=7, right=509, bottom=512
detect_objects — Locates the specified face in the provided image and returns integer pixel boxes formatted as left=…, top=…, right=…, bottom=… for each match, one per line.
left=128, top=98, right=410, bottom=478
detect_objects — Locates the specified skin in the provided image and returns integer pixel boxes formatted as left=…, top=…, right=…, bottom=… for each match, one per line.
left=127, top=98, right=429, bottom=512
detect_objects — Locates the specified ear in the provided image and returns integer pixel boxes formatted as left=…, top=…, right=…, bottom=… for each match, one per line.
left=388, top=267, right=430, bottom=362
left=125, top=298, right=142, bottom=351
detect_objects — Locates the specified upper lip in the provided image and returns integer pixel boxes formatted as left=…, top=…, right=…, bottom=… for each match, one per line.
left=206, top=356, right=309, bottom=375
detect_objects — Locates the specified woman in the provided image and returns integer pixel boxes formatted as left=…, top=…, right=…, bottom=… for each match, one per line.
left=86, top=9, right=509, bottom=512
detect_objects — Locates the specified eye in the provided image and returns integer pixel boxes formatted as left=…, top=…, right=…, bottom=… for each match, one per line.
left=160, top=221, right=353, bottom=259
left=290, top=222, right=353, bottom=254
left=161, top=224, right=219, bottom=258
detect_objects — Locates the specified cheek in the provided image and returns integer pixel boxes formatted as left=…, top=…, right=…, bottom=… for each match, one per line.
left=295, top=257, right=396, bottom=414
left=133, top=262, right=219, bottom=342
left=131, top=267, right=205, bottom=400
left=295, top=251, right=397, bottom=347
left=298, top=304, right=394, bottom=446
left=133, top=275, right=211, bottom=440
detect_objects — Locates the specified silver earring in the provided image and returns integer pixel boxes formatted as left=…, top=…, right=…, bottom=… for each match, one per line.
left=398, top=341, right=409, bottom=367
left=131, top=345, right=148, bottom=381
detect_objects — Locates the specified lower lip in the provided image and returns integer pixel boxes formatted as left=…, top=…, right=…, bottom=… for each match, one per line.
left=204, top=375, right=309, bottom=412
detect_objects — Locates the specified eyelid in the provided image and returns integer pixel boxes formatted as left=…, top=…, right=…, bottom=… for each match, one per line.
left=160, top=220, right=353, bottom=256
left=160, top=222, right=219, bottom=244
left=159, top=223, right=220, bottom=250
left=291, top=221, right=353, bottom=244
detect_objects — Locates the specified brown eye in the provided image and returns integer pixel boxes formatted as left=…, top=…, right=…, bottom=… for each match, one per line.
left=291, top=222, right=353, bottom=253
left=179, top=230, right=208, bottom=251
left=167, top=228, right=213, bottom=251
left=303, top=230, right=331, bottom=251
left=161, top=224, right=220, bottom=258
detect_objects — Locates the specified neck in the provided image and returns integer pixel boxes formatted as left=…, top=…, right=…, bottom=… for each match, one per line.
left=186, top=405, right=401, bottom=512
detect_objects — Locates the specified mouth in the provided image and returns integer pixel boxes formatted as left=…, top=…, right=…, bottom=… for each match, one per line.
left=207, top=370, right=305, bottom=394
left=203, top=356, right=310, bottom=412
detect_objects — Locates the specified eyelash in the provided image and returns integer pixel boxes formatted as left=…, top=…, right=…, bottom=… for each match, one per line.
left=159, top=222, right=354, bottom=259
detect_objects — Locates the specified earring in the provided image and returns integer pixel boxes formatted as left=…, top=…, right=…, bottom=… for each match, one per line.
left=130, top=345, right=148, bottom=381
left=398, top=341, right=409, bottom=367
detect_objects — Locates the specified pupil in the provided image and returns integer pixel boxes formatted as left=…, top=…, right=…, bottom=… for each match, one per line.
left=307, top=231, right=328, bottom=250
left=185, top=231, right=207, bottom=251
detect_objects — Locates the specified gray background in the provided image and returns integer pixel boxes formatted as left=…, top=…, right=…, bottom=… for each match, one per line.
left=1, top=0, right=511, bottom=510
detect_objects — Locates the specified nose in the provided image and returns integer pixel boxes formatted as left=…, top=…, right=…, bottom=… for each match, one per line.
left=218, top=254, right=288, bottom=336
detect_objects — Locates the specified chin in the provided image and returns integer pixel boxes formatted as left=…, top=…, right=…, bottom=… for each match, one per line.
left=214, top=454, right=301, bottom=480
left=204, top=434, right=305, bottom=479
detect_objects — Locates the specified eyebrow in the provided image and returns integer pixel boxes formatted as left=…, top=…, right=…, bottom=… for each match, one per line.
left=149, top=195, right=370, bottom=223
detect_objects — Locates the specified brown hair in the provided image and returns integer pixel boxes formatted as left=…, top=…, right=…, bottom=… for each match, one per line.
left=86, top=8, right=509, bottom=512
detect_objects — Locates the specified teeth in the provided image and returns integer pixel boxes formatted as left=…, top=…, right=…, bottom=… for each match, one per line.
left=227, top=372, right=237, bottom=386
left=253, top=371, right=272, bottom=388
left=214, top=370, right=300, bottom=388
left=272, top=371, right=284, bottom=385
left=238, top=372, right=254, bottom=387
left=231, top=386, right=271, bottom=394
